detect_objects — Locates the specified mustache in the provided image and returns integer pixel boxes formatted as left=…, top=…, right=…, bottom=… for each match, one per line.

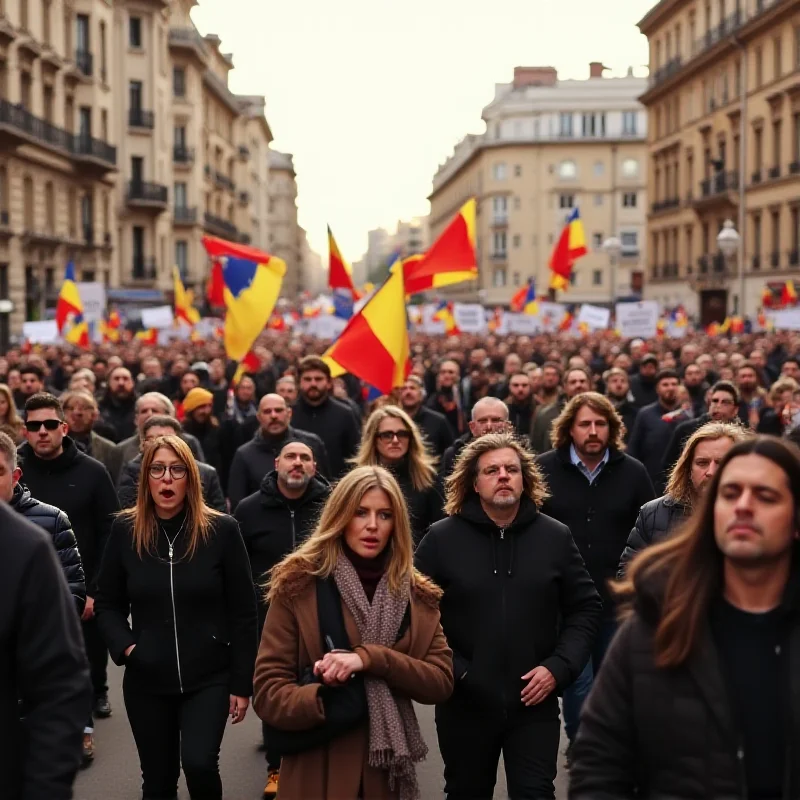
left=726, top=519, right=763, bottom=534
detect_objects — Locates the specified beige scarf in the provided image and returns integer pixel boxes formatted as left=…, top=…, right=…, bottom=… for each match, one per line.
left=333, top=555, right=427, bottom=800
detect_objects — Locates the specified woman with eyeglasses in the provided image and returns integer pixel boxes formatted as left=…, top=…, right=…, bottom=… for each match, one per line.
left=352, top=406, right=444, bottom=546
left=95, top=435, right=257, bottom=800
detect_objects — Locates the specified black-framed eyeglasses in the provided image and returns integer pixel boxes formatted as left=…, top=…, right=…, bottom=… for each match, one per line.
left=148, top=463, right=188, bottom=480
left=376, top=430, right=411, bottom=443
left=24, top=419, right=61, bottom=432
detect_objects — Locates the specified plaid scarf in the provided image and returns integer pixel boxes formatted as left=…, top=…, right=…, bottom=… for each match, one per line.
left=333, top=555, right=427, bottom=800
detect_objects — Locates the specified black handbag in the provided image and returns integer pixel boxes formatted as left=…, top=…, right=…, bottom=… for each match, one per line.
left=263, top=576, right=368, bottom=757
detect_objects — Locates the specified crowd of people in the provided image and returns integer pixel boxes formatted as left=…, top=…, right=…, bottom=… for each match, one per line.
left=5, top=325, right=800, bottom=799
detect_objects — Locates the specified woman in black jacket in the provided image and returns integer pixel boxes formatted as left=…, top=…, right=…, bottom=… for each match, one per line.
left=351, top=405, right=444, bottom=546
left=95, top=434, right=257, bottom=800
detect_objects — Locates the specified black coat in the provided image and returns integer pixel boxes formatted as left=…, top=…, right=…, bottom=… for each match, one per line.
left=614, top=400, right=639, bottom=444
left=384, top=459, right=444, bottom=546
left=97, top=394, right=137, bottom=443
left=627, top=402, right=681, bottom=494
left=288, top=396, right=360, bottom=479
left=234, top=471, right=330, bottom=593
left=628, top=374, right=658, bottom=409
left=227, top=426, right=330, bottom=511
left=506, top=399, right=535, bottom=440
left=0, top=503, right=91, bottom=799
left=536, top=446, right=655, bottom=618
left=410, top=406, right=454, bottom=459
left=617, top=494, right=689, bottom=578
left=18, top=437, right=119, bottom=594
left=569, top=564, right=800, bottom=799
left=117, top=454, right=227, bottom=513
left=440, top=432, right=471, bottom=479
left=662, top=413, right=710, bottom=476
left=415, top=496, right=601, bottom=713
left=11, top=482, right=86, bottom=613
left=182, top=418, right=224, bottom=477
left=95, top=512, right=257, bottom=697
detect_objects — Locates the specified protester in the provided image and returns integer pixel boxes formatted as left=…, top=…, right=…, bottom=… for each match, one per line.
left=530, top=366, right=591, bottom=454
left=440, top=396, right=510, bottom=478
left=253, top=465, right=453, bottom=800
left=398, top=374, right=454, bottom=459
left=95, top=434, right=257, bottom=800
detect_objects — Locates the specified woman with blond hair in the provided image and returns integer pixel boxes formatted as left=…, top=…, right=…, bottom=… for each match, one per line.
left=353, top=405, right=443, bottom=545
left=253, top=465, right=453, bottom=800
left=0, top=383, right=22, bottom=442
left=95, top=435, right=257, bottom=800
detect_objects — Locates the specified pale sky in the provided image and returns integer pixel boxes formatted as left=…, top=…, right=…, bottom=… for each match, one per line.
left=192, top=0, right=650, bottom=263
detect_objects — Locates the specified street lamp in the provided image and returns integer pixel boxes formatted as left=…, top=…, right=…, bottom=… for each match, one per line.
left=602, top=236, right=622, bottom=306
left=717, top=219, right=743, bottom=315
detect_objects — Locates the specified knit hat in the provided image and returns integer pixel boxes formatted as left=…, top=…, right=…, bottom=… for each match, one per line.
left=182, top=387, right=214, bottom=415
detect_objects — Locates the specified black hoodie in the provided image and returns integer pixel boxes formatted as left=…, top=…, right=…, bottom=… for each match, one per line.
left=415, top=495, right=601, bottom=713
left=383, top=458, right=444, bottom=546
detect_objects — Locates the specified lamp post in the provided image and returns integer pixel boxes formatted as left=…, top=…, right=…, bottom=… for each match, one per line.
left=602, top=235, right=622, bottom=308
left=717, top=219, right=742, bottom=315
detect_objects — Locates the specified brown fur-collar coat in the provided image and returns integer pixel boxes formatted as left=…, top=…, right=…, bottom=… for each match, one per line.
left=253, top=564, right=454, bottom=800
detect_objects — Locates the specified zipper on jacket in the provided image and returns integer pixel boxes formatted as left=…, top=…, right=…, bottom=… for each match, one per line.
left=498, top=527, right=508, bottom=717
left=167, top=542, right=184, bottom=694
left=290, top=509, right=296, bottom=549
left=735, top=742, right=747, bottom=800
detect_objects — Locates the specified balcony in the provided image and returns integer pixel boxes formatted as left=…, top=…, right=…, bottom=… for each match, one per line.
left=648, top=56, right=683, bottom=88
left=203, top=212, right=238, bottom=240
left=127, top=181, right=168, bottom=210
left=650, top=198, right=680, bottom=214
left=129, top=108, right=155, bottom=130
left=83, top=225, right=94, bottom=246
left=173, top=145, right=195, bottom=166
left=75, top=49, right=92, bottom=77
left=73, top=133, right=117, bottom=173
left=768, top=165, right=781, bottom=180
left=131, top=258, right=157, bottom=281
left=215, top=171, right=235, bottom=192
left=238, top=190, right=250, bottom=205
left=491, top=214, right=508, bottom=227
left=22, top=229, right=62, bottom=247
left=697, top=253, right=728, bottom=274
left=490, top=251, right=508, bottom=262
left=238, top=144, right=250, bottom=160
left=173, top=206, right=198, bottom=225
left=751, top=169, right=762, bottom=184
left=769, top=251, right=781, bottom=268
left=0, top=97, right=73, bottom=154
left=695, top=171, right=739, bottom=208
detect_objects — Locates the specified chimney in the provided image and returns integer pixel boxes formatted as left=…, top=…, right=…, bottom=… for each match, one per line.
left=589, top=61, right=607, bottom=79
left=513, top=66, right=558, bottom=89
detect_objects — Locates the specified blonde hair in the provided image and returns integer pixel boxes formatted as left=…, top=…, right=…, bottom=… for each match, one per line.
left=120, top=435, right=222, bottom=559
left=665, top=421, right=753, bottom=507
left=353, top=405, right=437, bottom=491
left=550, top=392, right=626, bottom=451
left=0, top=383, right=21, bottom=429
left=769, top=378, right=799, bottom=403
left=444, top=432, right=548, bottom=516
left=267, top=466, right=416, bottom=601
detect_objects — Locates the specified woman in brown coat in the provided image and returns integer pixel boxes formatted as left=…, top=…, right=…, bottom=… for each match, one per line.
left=253, top=465, right=453, bottom=800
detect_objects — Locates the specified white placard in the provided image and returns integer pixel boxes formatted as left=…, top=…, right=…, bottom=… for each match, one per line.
left=307, top=315, right=347, bottom=340
left=453, top=303, right=486, bottom=334
left=577, top=304, right=610, bottom=330
left=141, top=305, right=174, bottom=329
left=768, top=308, right=800, bottom=331
left=76, top=282, right=107, bottom=323
left=616, top=301, right=659, bottom=339
left=537, top=302, right=567, bottom=333
left=507, top=313, right=541, bottom=334
left=24, top=320, right=60, bottom=343
left=421, top=304, right=445, bottom=335
left=485, top=308, right=509, bottom=336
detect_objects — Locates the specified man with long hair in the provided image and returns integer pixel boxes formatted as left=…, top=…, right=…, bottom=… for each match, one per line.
left=569, top=436, right=800, bottom=798
left=536, top=392, right=654, bottom=751
left=619, top=420, right=752, bottom=575
left=416, top=432, right=601, bottom=799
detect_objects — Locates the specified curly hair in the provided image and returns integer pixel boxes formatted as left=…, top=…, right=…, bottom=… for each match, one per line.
left=550, top=392, right=626, bottom=451
left=665, top=421, right=753, bottom=507
left=444, top=432, right=549, bottom=516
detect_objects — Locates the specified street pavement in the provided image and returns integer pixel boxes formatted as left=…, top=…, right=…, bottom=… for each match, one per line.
left=74, top=663, right=569, bottom=799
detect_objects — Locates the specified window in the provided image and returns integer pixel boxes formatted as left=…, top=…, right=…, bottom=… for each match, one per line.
left=559, top=112, right=573, bottom=137
left=129, top=16, right=142, bottom=48
left=173, top=67, right=185, bottom=97
left=593, top=161, right=605, bottom=176
left=44, top=182, right=54, bottom=230
left=513, top=234, right=521, bottom=248
left=131, top=156, right=143, bottom=184
left=76, top=13, right=89, bottom=53
left=582, top=113, right=606, bottom=137
left=129, top=80, right=142, bottom=111
left=493, top=269, right=507, bottom=288
left=514, top=165, right=522, bottom=177
left=592, top=269, right=603, bottom=286
left=132, top=226, right=145, bottom=273
left=569, top=272, right=578, bottom=286
left=100, top=21, right=107, bottom=80
left=774, top=35, right=783, bottom=79
left=81, top=193, right=92, bottom=232
left=594, top=193, right=603, bottom=206
left=20, top=0, right=28, bottom=29
left=755, top=127, right=763, bottom=170
left=558, top=160, right=577, bottom=179
left=492, top=231, right=507, bottom=255
left=513, top=196, right=521, bottom=210
left=174, top=182, right=187, bottom=208
left=492, top=163, right=507, bottom=180
left=755, top=46, right=763, bottom=87
left=513, top=272, right=521, bottom=286
left=78, top=106, right=91, bottom=140
left=175, top=241, right=188, bottom=280
left=753, top=214, right=762, bottom=261
left=623, top=192, right=638, bottom=208
left=796, top=25, right=800, bottom=69
left=621, top=231, right=639, bottom=253
left=492, top=195, right=508, bottom=223
left=621, top=158, right=639, bottom=177
left=43, top=86, right=53, bottom=122
left=773, top=119, right=782, bottom=169
left=771, top=209, right=781, bottom=257
left=559, top=194, right=575, bottom=209
left=592, top=233, right=603, bottom=249
left=20, top=73, right=31, bottom=109
left=794, top=112, right=800, bottom=160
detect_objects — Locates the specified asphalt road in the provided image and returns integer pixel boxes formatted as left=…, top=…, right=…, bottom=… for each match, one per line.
left=74, top=664, right=569, bottom=799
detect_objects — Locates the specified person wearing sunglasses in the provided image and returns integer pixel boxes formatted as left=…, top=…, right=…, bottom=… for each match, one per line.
left=17, top=392, right=119, bottom=766
left=95, top=434, right=257, bottom=800
left=351, top=406, right=444, bottom=546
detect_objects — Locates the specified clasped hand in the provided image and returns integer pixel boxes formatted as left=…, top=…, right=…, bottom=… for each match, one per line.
left=313, top=650, right=364, bottom=685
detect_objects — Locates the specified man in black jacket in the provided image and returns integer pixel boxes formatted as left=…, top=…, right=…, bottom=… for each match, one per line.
left=535, top=392, right=655, bottom=748
left=0, top=431, right=86, bottom=612
left=234, top=439, right=330, bottom=799
left=398, top=375, right=453, bottom=459
left=228, top=393, right=329, bottom=510
left=18, top=393, right=120, bottom=759
left=289, top=357, right=360, bottom=479
left=96, top=365, right=137, bottom=443
left=505, top=372, right=537, bottom=440
left=416, top=432, right=601, bottom=799
left=0, top=502, right=92, bottom=800
left=439, top=396, right=510, bottom=478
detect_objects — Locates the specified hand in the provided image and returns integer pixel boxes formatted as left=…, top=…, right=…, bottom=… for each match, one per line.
left=229, top=695, right=249, bottom=724
left=313, top=651, right=364, bottom=685
left=81, top=596, right=95, bottom=622
left=521, top=666, right=556, bottom=706
left=124, top=644, right=136, bottom=658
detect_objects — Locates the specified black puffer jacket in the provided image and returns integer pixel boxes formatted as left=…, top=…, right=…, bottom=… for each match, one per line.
left=383, top=459, right=444, bottom=546
left=10, top=483, right=86, bottom=613
left=617, top=494, right=689, bottom=578
left=439, top=433, right=471, bottom=478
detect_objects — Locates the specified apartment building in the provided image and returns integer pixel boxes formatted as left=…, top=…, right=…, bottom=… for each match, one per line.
left=238, top=94, right=273, bottom=252
left=268, top=149, right=301, bottom=297
left=0, top=0, right=117, bottom=336
left=640, top=0, right=800, bottom=323
left=428, top=64, right=649, bottom=306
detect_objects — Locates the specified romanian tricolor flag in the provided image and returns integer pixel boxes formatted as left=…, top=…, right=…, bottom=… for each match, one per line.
left=656, top=319, right=667, bottom=338
left=706, top=322, right=721, bottom=336
left=487, top=307, right=503, bottom=332
left=267, top=313, right=287, bottom=331
left=202, top=236, right=286, bottom=362
left=403, top=199, right=477, bottom=295
left=206, top=258, right=225, bottom=307
left=558, top=308, right=575, bottom=332
left=99, top=313, right=121, bottom=343
left=55, top=262, right=90, bottom=347
left=232, top=350, right=260, bottom=385
left=510, top=278, right=538, bottom=315
left=328, top=226, right=359, bottom=298
left=761, top=285, right=775, bottom=308
left=323, top=263, right=410, bottom=396
left=669, top=306, right=688, bottom=327
left=173, top=267, right=201, bottom=326
left=781, top=280, right=798, bottom=306
left=549, top=208, right=588, bottom=291
left=136, top=328, right=158, bottom=344
left=729, top=316, right=745, bottom=334
left=433, top=300, right=461, bottom=335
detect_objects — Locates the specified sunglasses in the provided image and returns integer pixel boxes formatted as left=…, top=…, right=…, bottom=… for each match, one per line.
left=148, top=464, right=188, bottom=480
left=24, top=419, right=62, bottom=432
left=376, top=430, right=411, bottom=443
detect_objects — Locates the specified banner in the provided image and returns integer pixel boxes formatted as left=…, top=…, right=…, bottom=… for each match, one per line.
left=76, top=282, right=107, bottom=323
left=616, top=301, right=659, bottom=339
left=141, top=305, right=174, bottom=330
left=577, top=304, right=610, bottom=330
left=453, top=303, right=486, bottom=333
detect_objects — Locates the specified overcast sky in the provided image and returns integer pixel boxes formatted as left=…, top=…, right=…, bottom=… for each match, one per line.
left=192, top=0, right=650, bottom=264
